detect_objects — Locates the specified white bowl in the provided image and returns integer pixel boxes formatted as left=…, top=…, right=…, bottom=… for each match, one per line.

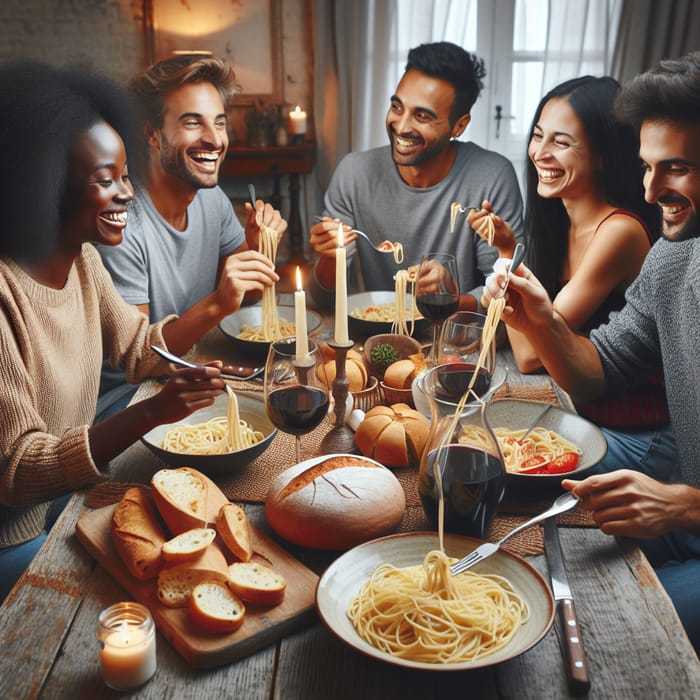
left=348, top=291, right=430, bottom=338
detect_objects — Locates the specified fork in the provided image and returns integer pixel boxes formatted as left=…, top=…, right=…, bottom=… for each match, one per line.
left=150, top=345, right=264, bottom=381
left=313, top=216, right=394, bottom=254
left=449, top=491, right=578, bottom=576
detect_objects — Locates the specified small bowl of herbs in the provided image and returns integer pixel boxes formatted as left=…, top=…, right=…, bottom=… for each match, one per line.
left=363, top=333, right=423, bottom=380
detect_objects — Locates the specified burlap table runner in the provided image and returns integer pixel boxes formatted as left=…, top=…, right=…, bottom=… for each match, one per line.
left=86, top=380, right=594, bottom=558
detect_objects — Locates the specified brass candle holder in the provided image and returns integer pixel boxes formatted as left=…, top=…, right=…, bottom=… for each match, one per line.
left=320, top=339, right=358, bottom=454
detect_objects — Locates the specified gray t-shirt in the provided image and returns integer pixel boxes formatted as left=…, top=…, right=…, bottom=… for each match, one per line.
left=311, top=142, right=524, bottom=307
left=590, top=236, right=700, bottom=487
left=95, top=185, right=244, bottom=417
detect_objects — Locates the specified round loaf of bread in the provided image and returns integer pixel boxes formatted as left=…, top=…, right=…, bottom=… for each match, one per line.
left=265, top=454, right=406, bottom=550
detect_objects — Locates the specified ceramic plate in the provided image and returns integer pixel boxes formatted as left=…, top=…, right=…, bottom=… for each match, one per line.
left=316, top=531, right=554, bottom=671
left=219, top=305, right=322, bottom=356
left=487, top=399, right=608, bottom=487
left=348, top=291, right=430, bottom=338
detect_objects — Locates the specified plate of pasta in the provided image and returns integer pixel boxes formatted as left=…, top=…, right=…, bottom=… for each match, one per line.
left=141, top=390, right=277, bottom=475
left=486, top=399, right=607, bottom=487
left=219, top=304, right=322, bottom=355
left=316, top=531, right=554, bottom=671
left=348, top=291, right=430, bottom=338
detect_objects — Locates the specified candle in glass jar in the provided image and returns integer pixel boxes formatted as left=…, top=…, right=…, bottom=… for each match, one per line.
left=294, top=266, right=310, bottom=361
left=288, top=105, right=307, bottom=135
left=334, top=224, right=349, bottom=344
left=98, top=603, right=156, bottom=691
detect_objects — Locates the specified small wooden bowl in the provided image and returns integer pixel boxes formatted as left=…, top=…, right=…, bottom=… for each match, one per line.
left=352, top=376, right=381, bottom=412
left=364, top=334, right=422, bottom=379
left=379, top=381, right=416, bottom=408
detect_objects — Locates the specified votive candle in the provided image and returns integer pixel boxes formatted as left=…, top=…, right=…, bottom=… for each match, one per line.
left=288, top=105, right=307, bottom=135
left=334, top=224, right=349, bottom=344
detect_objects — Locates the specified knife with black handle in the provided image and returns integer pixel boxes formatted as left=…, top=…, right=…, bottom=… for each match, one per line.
left=543, top=516, right=591, bottom=696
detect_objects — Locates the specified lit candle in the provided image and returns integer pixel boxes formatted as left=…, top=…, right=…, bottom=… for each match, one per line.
left=98, top=603, right=156, bottom=691
left=294, top=266, right=310, bottom=361
left=288, top=105, right=307, bottom=135
left=334, top=224, right=349, bottom=344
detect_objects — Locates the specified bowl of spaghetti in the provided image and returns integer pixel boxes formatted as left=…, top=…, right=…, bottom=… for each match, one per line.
left=316, top=531, right=554, bottom=670
left=219, top=304, right=322, bottom=355
left=486, top=399, right=607, bottom=488
left=141, top=390, right=277, bottom=475
left=348, top=291, right=430, bottom=338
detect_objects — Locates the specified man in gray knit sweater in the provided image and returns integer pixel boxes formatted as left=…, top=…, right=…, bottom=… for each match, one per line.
left=310, top=42, right=525, bottom=311
left=483, top=52, right=700, bottom=650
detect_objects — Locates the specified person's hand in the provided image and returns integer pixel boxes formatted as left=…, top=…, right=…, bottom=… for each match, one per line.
left=244, top=200, right=288, bottom=249
left=482, top=258, right=553, bottom=333
left=310, top=216, right=355, bottom=258
left=149, top=365, right=225, bottom=424
left=562, top=469, right=690, bottom=539
left=216, top=250, right=279, bottom=313
left=466, top=200, right=516, bottom=256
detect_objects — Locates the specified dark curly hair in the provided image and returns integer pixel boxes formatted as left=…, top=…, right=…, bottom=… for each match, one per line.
left=405, top=42, right=486, bottom=125
left=0, top=60, right=138, bottom=263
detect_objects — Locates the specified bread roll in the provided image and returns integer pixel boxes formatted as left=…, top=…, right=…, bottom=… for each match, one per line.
left=111, top=487, right=166, bottom=581
left=157, top=542, right=229, bottom=608
left=265, top=455, right=406, bottom=550
left=227, top=562, right=286, bottom=605
left=189, top=582, right=245, bottom=634
left=382, top=359, right=418, bottom=389
left=151, top=467, right=208, bottom=534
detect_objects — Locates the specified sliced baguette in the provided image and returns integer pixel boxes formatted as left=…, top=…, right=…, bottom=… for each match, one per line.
left=111, top=487, right=166, bottom=581
left=151, top=467, right=208, bottom=534
left=218, top=503, right=252, bottom=562
left=157, top=542, right=229, bottom=608
left=199, top=472, right=231, bottom=525
left=189, top=581, right=246, bottom=633
left=161, top=527, right=217, bottom=564
left=227, top=562, right=286, bottom=606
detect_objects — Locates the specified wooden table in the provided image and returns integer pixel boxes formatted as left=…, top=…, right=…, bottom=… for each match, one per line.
left=2, top=340, right=699, bottom=699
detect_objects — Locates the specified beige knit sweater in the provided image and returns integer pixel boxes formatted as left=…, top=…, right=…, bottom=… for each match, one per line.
left=0, top=244, right=172, bottom=547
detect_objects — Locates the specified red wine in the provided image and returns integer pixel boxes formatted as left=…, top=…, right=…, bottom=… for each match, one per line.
left=435, top=362, right=491, bottom=400
left=266, top=385, right=329, bottom=435
left=416, top=293, right=459, bottom=322
left=419, top=444, right=504, bottom=538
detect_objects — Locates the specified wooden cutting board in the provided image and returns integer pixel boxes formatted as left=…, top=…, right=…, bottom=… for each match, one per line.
left=76, top=503, right=319, bottom=669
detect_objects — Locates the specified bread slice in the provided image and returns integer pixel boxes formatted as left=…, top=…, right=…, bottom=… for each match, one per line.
left=199, top=472, right=231, bottom=526
left=151, top=467, right=208, bottom=534
left=111, top=487, right=166, bottom=581
left=161, top=527, right=217, bottom=563
left=157, top=542, right=229, bottom=608
left=227, top=562, right=286, bottom=605
left=217, top=503, right=252, bottom=562
left=189, top=581, right=246, bottom=633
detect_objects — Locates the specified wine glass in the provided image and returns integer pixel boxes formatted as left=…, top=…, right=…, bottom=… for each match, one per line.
left=415, top=252, right=460, bottom=366
left=264, top=337, right=329, bottom=465
left=439, top=310, right=497, bottom=382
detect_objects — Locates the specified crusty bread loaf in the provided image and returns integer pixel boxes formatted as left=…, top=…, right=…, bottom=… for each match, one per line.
left=157, top=542, right=229, bottom=608
left=161, top=527, right=217, bottom=563
left=354, top=403, right=430, bottom=468
left=189, top=582, right=246, bottom=633
left=382, top=359, right=419, bottom=389
left=265, top=455, right=406, bottom=550
left=227, top=562, right=286, bottom=605
left=151, top=467, right=208, bottom=534
left=111, top=487, right=166, bottom=581
left=218, top=503, right=252, bottom=562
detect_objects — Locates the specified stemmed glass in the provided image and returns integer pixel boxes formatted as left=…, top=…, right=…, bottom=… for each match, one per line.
left=415, top=252, right=460, bottom=366
left=264, top=338, right=329, bottom=465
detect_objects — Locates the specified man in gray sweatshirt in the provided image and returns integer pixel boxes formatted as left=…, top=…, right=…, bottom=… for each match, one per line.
left=482, top=51, right=700, bottom=650
left=310, top=42, right=525, bottom=311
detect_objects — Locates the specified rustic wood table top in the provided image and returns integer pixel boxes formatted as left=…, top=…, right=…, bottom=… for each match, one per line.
left=2, top=327, right=699, bottom=699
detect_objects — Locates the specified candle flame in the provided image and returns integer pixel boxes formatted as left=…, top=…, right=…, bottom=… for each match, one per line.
left=337, top=224, right=344, bottom=248
left=293, top=105, right=301, bottom=113
left=296, top=265, right=302, bottom=290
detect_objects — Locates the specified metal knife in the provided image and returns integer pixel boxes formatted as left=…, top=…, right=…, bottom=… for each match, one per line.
left=543, top=516, right=591, bottom=696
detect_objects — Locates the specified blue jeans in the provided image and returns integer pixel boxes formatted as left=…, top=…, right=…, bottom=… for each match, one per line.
left=589, top=424, right=680, bottom=482
left=0, top=493, right=71, bottom=602
left=640, top=531, right=700, bottom=652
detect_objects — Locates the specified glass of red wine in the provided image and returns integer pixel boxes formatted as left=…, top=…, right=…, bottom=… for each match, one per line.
left=264, top=337, right=329, bottom=465
left=439, top=311, right=496, bottom=375
left=417, top=362, right=506, bottom=538
left=415, top=252, right=460, bottom=366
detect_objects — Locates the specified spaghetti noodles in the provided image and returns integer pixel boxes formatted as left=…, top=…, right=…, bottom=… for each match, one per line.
left=377, top=240, right=405, bottom=264
left=390, top=269, right=418, bottom=336
left=348, top=549, right=527, bottom=664
left=161, top=386, right=264, bottom=454
left=495, top=426, right=581, bottom=474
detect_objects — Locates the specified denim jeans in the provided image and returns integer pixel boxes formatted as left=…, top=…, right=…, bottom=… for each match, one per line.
left=589, top=424, right=680, bottom=482
left=0, top=493, right=71, bottom=602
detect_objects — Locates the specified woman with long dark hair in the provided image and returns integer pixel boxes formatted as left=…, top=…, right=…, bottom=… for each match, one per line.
left=469, top=76, right=676, bottom=480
